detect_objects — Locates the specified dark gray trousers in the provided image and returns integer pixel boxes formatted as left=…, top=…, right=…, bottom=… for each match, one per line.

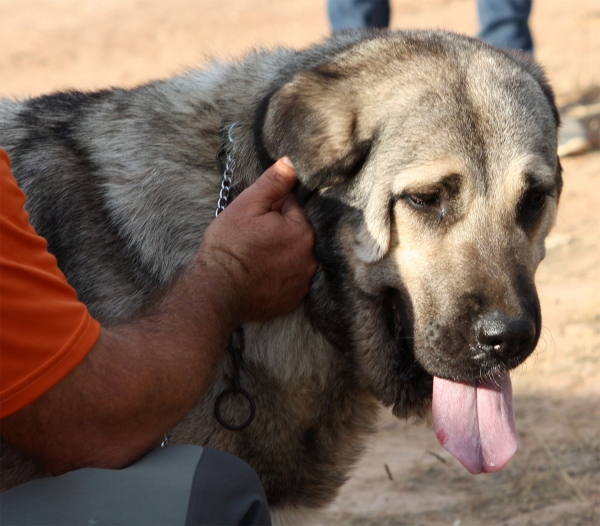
left=0, top=445, right=271, bottom=525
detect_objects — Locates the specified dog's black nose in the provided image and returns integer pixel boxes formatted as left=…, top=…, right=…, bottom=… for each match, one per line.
left=476, top=311, right=536, bottom=360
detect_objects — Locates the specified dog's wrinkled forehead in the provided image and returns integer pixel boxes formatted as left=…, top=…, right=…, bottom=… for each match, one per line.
left=260, top=32, right=558, bottom=181
left=380, top=52, right=556, bottom=168
left=258, top=32, right=560, bottom=261
left=381, top=72, right=559, bottom=194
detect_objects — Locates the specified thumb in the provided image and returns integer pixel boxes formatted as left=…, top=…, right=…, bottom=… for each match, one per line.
left=242, top=157, right=297, bottom=213
left=279, top=193, right=305, bottom=223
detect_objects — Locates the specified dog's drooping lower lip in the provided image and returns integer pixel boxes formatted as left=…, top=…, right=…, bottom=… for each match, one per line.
left=383, top=287, right=433, bottom=409
left=384, top=287, right=418, bottom=384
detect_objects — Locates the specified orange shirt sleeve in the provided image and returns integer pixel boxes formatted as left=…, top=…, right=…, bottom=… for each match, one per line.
left=0, top=148, right=101, bottom=418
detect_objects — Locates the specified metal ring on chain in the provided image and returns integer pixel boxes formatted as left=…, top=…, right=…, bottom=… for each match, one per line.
left=214, top=387, right=256, bottom=431
left=213, top=124, right=257, bottom=433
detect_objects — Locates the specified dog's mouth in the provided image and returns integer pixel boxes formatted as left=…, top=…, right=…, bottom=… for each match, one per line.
left=383, top=287, right=432, bottom=398
left=383, top=288, right=432, bottom=415
left=384, top=288, right=518, bottom=475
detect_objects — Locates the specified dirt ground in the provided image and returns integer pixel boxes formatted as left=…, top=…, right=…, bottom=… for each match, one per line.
left=1, top=1, right=599, bottom=524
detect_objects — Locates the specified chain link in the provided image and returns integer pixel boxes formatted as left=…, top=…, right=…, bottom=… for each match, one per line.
left=215, top=122, right=239, bottom=217
left=160, top=432, right=170, bottom=448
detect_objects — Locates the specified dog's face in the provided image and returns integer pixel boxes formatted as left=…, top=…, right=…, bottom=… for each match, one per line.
left=258, top=32, right=562, bottom=417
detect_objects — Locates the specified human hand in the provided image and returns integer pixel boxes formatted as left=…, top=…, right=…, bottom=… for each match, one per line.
left=199, top=157, right=317, bottom=323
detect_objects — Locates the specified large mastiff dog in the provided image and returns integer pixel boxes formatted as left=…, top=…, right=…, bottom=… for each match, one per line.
left=0, top=30, right=561, bottom=522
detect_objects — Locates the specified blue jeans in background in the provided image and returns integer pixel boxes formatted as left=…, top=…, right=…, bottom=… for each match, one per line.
left=477, top=0, right=533, bottom=54
left=328, top=0, right=390, bottom=31
left=327, top=0, right=533, bottom=54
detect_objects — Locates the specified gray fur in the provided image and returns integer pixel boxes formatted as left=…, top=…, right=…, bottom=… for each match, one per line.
left=0, top=30, right=561, bottom=519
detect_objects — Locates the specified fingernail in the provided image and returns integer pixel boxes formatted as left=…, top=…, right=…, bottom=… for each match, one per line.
left=281, top=156, right=295, bottom=170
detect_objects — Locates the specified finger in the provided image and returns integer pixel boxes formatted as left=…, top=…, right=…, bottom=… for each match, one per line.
left=271, top=193, right=291, bottom=214
left=279, top=193, right=306, bottom=223
left=240, top=157, right=297, bottom=213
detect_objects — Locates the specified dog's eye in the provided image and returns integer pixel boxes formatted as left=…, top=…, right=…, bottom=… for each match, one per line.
left=406, top=193, right=440, bottom=210
left=518, top=186, right=549, bottom=230
left=527, top=191, right=544, bottom=204
left=524, top=189, right=547, bottom=209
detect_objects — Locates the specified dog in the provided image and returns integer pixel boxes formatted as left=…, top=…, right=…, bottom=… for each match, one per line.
left=0, top=29, right=561, bottom=522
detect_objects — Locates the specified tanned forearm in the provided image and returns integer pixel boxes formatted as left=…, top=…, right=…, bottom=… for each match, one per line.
left=1, top=158, right=316, bottom=475
left=1, top=252, right=241, bottom=474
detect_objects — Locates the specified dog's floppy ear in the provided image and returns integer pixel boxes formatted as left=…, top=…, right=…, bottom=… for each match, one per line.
left=256, top=71, right=372, bottom=190
left=255, top=71, right=391, bottom=263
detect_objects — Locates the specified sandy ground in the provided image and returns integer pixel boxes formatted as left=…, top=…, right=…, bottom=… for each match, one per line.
left=1, top=1, right=599, bottom=524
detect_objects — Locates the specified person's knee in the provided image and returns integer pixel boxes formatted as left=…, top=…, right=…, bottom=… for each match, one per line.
left=185, top=447, right=271, bottom=526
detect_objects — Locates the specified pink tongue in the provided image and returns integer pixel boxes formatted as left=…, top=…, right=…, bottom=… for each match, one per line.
left=432, top=372, right=517, bottom=474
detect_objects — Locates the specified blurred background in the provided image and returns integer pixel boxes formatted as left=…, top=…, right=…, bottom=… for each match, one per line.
left=0, top=0, right=598, bottom=99
left=1, top=1, right=598, bottom=524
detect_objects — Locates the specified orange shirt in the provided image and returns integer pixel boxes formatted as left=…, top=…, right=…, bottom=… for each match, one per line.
left=0, top=148, right=101, bottom=418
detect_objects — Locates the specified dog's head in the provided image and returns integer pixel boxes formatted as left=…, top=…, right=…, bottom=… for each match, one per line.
left=256, top=31, right=561, bottom=419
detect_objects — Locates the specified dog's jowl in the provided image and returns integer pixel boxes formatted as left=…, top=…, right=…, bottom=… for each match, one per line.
left=0, top=30, right=561, bottom=520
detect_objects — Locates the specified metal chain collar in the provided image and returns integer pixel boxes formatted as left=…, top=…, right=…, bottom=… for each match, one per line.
left=162, top=123, right=254, bottom=449
left=212, top=122, right=256, bottom=431
left=215, top=122, right=238, bottom=217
